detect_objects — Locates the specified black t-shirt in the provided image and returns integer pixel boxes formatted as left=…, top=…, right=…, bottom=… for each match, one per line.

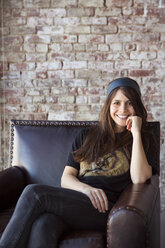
left=66, top=128, right=154, bottom=203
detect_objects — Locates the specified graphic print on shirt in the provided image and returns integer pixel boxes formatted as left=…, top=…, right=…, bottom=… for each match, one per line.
left=79, top=149, right=129, bottom=177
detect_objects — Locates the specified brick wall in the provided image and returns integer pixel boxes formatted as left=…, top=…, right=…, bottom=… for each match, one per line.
left=0, top=0, right=165, bottom=210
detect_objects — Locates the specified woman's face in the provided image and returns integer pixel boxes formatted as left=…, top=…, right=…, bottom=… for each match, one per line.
left=110, top=89, right=135, bottom=132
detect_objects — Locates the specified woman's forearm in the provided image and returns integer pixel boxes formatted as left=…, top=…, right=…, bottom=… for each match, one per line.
left=61, top=173, right=92, bottom=192
left=130, top=132, right=152, bottom=184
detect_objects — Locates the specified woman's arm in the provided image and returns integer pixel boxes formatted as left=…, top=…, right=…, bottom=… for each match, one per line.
left=61, top=166, right=109, bottom=213
left=126, top=116, right=152, bottom=184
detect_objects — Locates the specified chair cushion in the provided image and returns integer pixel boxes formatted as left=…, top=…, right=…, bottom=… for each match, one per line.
left=59, top=230, right=105, bottom=248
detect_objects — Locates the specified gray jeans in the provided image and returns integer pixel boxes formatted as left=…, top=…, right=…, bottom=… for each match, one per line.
left=0, top=184, right=113, bottom=248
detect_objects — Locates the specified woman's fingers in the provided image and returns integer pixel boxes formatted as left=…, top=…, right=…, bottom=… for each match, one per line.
left=91, top=189, right=108, bottom=213
left=126, top=116, right=142, bottom=133
left=126, top=118, right=132, bottom=131
left=83, top=187, right=109, bottom=213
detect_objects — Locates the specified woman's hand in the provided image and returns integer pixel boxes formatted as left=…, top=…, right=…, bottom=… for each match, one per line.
left=82, top=187, right=109, bottom=213
left=61, top=166, right=109, bottom=213
left=126, top=116, right=142, bottom=136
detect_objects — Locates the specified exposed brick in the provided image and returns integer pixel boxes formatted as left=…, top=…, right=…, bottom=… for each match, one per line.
left=63, top=61, right=87, bottom=69
left=1, top=72, right=20, bottom=80
left=35, top=79, right=61, bottom=87
left=115, top=60, right=141, bottom=69
left=76, top=52, right=102, bottom=61
left=76, top=96, right=88, bottom=104
left=76, top=105, right=91, bottom=112
left=3, top=17, right=26, bottom=26
left=24, top=43, right=36, bottom=53
left=10, top=62, right=35, bottom=71
left=108, top=16, right=133, bottom=25
left=67, top=8, right=94, bottom=17
left=27, top=8, right=40, bottom=17
left=51, top=35, right=77, bottom=43
left=10, top=26, right=36, bottom=35
left=58, top=96, right=75, bottom=104
left=22, top=71, right=36, bottom=80
left=81, top=17, right=107, bottom=25
left=149, top=24, right=165, bottom=33
left=33, top=96, right=45, bottom=103
left=51, top=0, right=77, bottom=7
left=119, top=25, right=147, bottom=33
left=26, top=54, right=46, bottom=62
left=54, top=17, right=80, bottom=25
left=36, top=62, right=62, bottom=70
left=78, top=87, right=104, bottom=95
left=122, top=7, right=133, bottom=15
left=91, top=25, right=117, bottom=34
left=48, top=112, right=75, bottom=121
left=102, top=52, right=129, bottom=60
left=88, top=61, right=113, bottom=71
left=76, top=112, right=98, bottom=121
left=86, top=44, right=98, bottom=51
left=62, top=79, right=87, bottom=87
left=95, top=7, right=121, bottom=16
left=133, top=33, right=160, bottom=42
left=48, top=70, right=74, bottom=79
left=36, top=44, right=48, bottom=53
left=47, top=52, right=75, bottom=61
left=27, top=17, right=53, bottom=26
left=129, top=70, right=155, bottom=77
left=130, top=51, right=157, bottom=60
left=40, top=8, right=66, bottom=17
left=98, top=44, right=109, bottom=51
left=106, top=0, right=133, bottom=7
left=110, top=43, right=122, bottom=51
left=36, top=71, right=48, bottom=79
left=106, top=33, right=132, bottom=43
left=65, top=26, right=90, bottom=34
left=25, top=35, right=50, bottom=44
left=3, top=0, right=23, bottom=8
left=24, top=0, right=50, bottom=8
left=75, top=69, right=101, bottom=79
left=79, top=35, right=104, bottom=43
left=3, top=89, right=25, bottom=97
left=79, top=0, right=104, bottom=7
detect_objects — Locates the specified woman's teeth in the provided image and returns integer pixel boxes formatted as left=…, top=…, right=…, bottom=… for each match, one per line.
left=117, top=115, right=128, bottom=119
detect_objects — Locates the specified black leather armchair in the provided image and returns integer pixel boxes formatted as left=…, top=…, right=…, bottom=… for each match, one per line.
left=0, top=120, right=160, bottom=248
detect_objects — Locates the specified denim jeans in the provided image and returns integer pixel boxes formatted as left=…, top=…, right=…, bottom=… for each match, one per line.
left=0, top=184, right=113, bottom=248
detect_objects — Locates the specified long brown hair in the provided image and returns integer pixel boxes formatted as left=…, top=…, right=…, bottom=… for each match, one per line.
left=74, top=79, right=148, bottom=163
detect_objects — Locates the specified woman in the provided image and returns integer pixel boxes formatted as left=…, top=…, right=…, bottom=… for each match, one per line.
left=0, top=77, right=153, bottom=248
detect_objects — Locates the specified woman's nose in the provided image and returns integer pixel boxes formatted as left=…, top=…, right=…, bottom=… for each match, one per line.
left=120, top=103, right=127, bottom=112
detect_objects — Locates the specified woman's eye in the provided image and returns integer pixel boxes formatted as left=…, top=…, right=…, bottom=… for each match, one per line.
left=114, top=101, right=120, bottom=105
left=128, top=101, right=132, bottom=106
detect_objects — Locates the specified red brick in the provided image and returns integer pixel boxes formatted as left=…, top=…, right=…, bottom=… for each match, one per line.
left=36, top=71, right=48, bottom=79
left=129, top=70, right=155, bottom=77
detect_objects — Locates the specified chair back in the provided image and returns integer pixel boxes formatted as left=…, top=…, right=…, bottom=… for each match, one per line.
left=10, top=120, right=160, bottom=187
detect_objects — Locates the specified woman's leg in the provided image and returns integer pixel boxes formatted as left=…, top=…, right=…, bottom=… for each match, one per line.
left=27, top=213, right=67, bottom=248
left=0, top=184, right=112, bottom=248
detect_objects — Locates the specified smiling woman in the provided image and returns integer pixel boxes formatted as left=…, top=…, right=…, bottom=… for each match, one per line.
left=0, top=77, right=155, bottom=248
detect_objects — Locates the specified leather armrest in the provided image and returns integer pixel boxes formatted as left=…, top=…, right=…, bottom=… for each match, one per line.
left=0, top=166, right=26, bottom=211
left=106, top=175, right=160, bottom=248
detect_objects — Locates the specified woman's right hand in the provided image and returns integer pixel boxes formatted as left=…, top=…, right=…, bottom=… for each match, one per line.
left=82, top=186, right=109, bottom=213
left=61, top=166, right=109, bottom=213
